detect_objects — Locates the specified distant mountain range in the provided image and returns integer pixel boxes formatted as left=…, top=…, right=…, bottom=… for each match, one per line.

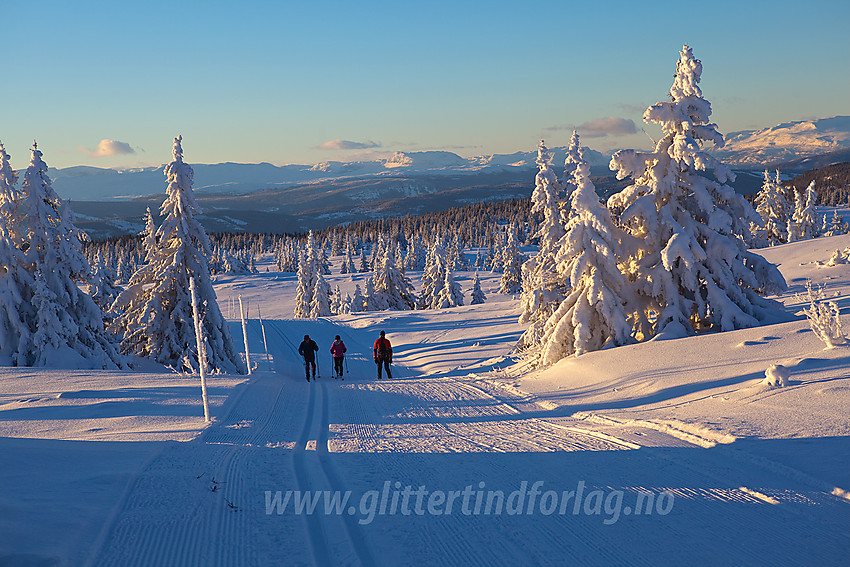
left=57, top=116, right=850, bottom=238
left=716, top=116, right=850, bottom=168
left=53, top=147, right=611, bottom=202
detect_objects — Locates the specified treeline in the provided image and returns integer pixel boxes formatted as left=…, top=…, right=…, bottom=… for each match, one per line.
left=785, top=162, right=850, bottom=206
left=84, top=197, right=536, bottom=281
left=313, top=197, right=534, bottom=250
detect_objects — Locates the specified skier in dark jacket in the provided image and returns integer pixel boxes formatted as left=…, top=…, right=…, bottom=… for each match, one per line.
left=298, top=334, right=319, bottom=381
left=373, top=331, right=392, bottom=379
left=330, top=335, right=346, bottom=379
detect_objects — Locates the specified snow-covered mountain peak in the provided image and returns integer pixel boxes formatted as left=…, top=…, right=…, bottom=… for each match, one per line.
left=382, top=151, right=469, bottom=171
left=717, top=115, right=850, bottom=167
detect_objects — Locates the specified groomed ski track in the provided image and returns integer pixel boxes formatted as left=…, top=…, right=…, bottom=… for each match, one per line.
left=90, top=318, right=850, bottom=566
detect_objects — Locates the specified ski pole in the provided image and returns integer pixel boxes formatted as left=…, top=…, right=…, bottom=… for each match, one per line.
left=345, top=356, right=349, bottom=374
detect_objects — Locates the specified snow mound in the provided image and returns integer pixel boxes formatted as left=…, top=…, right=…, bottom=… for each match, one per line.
left=827, top=248, right=850, bottom=266
left=762, top=364, right=790, bottom=387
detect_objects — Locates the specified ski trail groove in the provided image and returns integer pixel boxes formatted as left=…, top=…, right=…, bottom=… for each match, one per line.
left=317, top=380, right=377, bottom=566
left=291, top=378, right=335, bottom=566
left=92, top=376, right=286, bottom=567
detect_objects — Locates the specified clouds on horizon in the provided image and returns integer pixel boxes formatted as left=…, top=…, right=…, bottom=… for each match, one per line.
left=618, top=103, right=648, bottom=115
left=88, top=139, right=135, bottom=157
left=547, top=117, right=638, bottom=138
left=316, top=139, right=381, bottom=151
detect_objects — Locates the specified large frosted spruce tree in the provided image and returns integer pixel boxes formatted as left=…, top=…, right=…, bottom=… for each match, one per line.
left=539, top=133, right=632, bottom=362
left=519, top=140, right=566, bottom=347
left=372, top=244, right=416, bottom=310
left=608, top=45, right=786, bottom=339
left=294, top=232, right=320, bottom=318
left=0, top=143, right=32, bottom=365
left=113, top=136, right=244, bottom=373
left=18, top=143, right=123, bottom=368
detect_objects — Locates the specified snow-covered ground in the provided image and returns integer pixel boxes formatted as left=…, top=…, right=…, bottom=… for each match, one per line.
left=2, top=236, right=850, bottom=565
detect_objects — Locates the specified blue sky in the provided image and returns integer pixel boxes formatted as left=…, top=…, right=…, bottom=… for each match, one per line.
left=3, top=0, right=848, bottom=170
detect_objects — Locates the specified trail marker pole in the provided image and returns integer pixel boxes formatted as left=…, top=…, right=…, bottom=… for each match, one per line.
left=189, top=278, right=211, bottom=423
left=239, top=296, right=251, bottom=375
left=258, top=305, right=270, bottom=370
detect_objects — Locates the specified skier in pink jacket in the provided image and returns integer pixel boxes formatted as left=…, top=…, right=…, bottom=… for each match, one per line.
left=330, top=335, right=346, bottom=379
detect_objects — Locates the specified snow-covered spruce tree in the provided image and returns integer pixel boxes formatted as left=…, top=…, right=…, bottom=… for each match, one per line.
left=345, top=247, right=357, bottom=273
left=318, top=246, right=331, bottom=275
left=373, top=233, right=388, bottom=273
left=293, top=251, right=311, bottom=318
left=786, top=217, right=799, bottom=243
left=305, top=231, right=323, bottom=277
left=447, top=234, right=468, bottom=271
left=395, top=240, right=407, bottom=272
left=339, top=292, right=353, bottom=315
left=470, top=272, right=486, bottom=305
left=18, top=143, right=123, bottom=368
left=363, top=277, right=378, bottom=311
left=562, top=130, right=582, bottom=201
left=485, top=237, right=498, bottom=271
left=276, top=238, right=299, bottom=272
left=114, top=256, right=127, bottom=284
left=793, top=181, right=818, bottom=240
left=537, top=136, right=632, bottom=362
left=116, top=207, right=160, bottom=302
left=519, top=140, right=566, bottom=346
left=340, top=247, right=351, bottom=274
left=294, top=233, right=321, bottom=318
left=309, top=272, right=332, bottom=317
left=754, top=170, right=791, bottom=246
left=435, top=268, right=464, bottom=308
left=351, top=283, right=366, bottom=312
left=372, top=244, right=416, bottom=310
left=88, top=252, right=122, bottom=312
left=824, top=209, right=845, bottom=236
left=499, top=224, right=524, bottom=294
left=406, top=236, right=426, bottom=271
left=0, top=143, right=22, bottom=243
left=330, top=231, right=343, bottom=256
left=359, top=246, right=370, bottom=272
left=330, top=284, right=342, bottom=315
left=0, top=142, right=32, bottom=365
left=608, top=45, right=786, bottom=339
left=112, top=136, right=243, bottom=373
left=419, top=236, right=447, bottom=309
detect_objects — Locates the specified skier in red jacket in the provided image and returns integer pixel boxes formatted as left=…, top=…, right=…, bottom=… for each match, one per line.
left=373, top=331, right=392, bottom=380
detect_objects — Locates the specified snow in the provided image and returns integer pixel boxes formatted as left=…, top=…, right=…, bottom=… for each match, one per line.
left=2, top=237, right=850, bottom=565
left=762, top=364, right=790, bottom=387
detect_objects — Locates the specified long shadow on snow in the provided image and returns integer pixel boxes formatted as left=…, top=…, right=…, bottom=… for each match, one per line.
left=372, top=371, right=765, bottom=426
left=398, top=332, right=521, bottom=355
left=0, top=385, right=235, bottom=421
